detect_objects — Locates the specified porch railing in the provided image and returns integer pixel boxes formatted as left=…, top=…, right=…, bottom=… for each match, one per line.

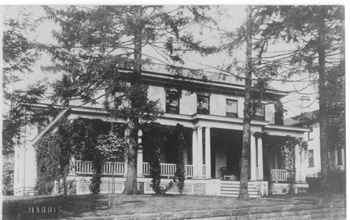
left=75, top=160, right=193, bottom=178
left=76, top=160, right=125, bottom=175
left=142, top=162, right=194, bottom=178
left=76, top=160, right=93, bottom=174
left=102, top=162, right=125, bottom=175
left=271, top=169, right=288, bottom=182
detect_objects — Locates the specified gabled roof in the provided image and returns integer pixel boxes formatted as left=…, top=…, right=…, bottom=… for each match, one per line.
left=284, top=110, right=319, bottom=126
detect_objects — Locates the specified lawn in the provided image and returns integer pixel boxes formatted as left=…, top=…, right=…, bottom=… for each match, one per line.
left=2, top=193, right=345, bottom=219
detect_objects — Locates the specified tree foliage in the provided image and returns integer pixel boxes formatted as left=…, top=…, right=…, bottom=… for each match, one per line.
left=142, top=123, right=188, bottom=194
left=2, top=161, right=14, bottom=195
left=2, top=8, right=52, bottom=154
left=42, top=5, right=217, bottom=194
left=250, top=5, right=344, bottom=192
left=35, top=118, right=108, bottom=195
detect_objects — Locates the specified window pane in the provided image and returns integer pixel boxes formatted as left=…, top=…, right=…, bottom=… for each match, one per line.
left=255, top=105, right=264, bottom=116
left=226, top=100, right=238, bottom=113
left=226, top=100, right=238, bottom=117
left=166, top=92, right=179, bottom=114
left=197, top=96, right=209, bottom=114
left=308, top=150, right=314, bottom=167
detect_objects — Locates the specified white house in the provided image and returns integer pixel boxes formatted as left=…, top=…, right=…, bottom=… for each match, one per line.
left=285, top=108, right=345, bottom=178
left=14, top=65, right=310, bottom=197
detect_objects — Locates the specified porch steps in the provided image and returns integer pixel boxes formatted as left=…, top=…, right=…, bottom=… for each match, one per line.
left=220, top=181, right=260, bottom=198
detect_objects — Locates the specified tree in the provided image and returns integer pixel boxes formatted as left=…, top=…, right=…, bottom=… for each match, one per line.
left=43, top=5, right=217, bottom=194
left=2, top=8, right=51, bottom=154
left=250, top=5, right=345, bottom=192
left=238, top=5, right=253, bottom=200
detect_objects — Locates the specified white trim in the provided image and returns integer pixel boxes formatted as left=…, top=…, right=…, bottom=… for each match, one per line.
left=31, top=108, right=70, bottom=145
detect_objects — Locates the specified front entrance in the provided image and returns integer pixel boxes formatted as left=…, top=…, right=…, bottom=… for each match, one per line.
left=210, top=129, right=242, bottom=179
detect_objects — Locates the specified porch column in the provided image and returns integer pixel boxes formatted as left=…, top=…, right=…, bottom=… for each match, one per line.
left=250, top=135, right=257, bottom=180
left=196, top=127, right=203, bottom=178
left=204, top=127, right=211, bottom=178
left=137, top=129, right=143, bottom=177
left=257, top=137, right=263, bottom=180
left=192, top=128, right=198, bottom=177
left=294, top=144, right=306, bottom=182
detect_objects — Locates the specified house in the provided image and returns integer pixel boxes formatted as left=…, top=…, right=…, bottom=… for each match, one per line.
left=285, top=107, right=345, bottom=178
left=14, top=64, right=310, bottom=197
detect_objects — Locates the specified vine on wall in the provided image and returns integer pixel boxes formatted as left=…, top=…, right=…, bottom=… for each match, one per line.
left=142, top=123, right=187, bottom=194
left=35, top=118, right=108, bottom=195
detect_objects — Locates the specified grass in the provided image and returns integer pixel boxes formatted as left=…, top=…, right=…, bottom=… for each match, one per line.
left=2, top=193, right=345, bottom=219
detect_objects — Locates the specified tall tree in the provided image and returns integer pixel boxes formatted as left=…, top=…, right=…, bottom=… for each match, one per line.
left=2, top=8, right=50, bottom=154
left=239, top=5, right=253, bottom=200
left=250, top=5, right=344, bottom=192
left=43, top=5, right=217, bottom=194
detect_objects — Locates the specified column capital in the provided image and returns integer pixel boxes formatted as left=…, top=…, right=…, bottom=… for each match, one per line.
left=196, top=126, right=203, bottom=131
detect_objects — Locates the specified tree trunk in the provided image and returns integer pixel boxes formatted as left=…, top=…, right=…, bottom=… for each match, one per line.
left=317, top=6, right=334, bottom=193
left=239, top=5, right=253, bottom=200
left=123, top=118, right=140, bottom=194
left=123, top=6, right=143, bottom=195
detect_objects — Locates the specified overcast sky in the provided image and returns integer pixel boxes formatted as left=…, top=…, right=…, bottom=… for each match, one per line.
left=2, top=4, right=337, bottom=117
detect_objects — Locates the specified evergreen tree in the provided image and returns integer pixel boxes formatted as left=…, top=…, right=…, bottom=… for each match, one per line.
left=2, top=8, right=51, bottom=154
left=251, top=5, right=345, bottom=192
left=42, top=5, right=217, bottom=194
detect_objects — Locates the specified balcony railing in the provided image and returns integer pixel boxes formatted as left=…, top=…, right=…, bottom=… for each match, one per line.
left=75, top=160, right=193, bottom=178
left=271, top=169, right=288, bottom=182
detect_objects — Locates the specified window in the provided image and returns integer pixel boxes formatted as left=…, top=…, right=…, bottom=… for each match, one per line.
left=307, top=125, right=313, bottom=140
left=337, top=149, right=343, bottom=165
left=166, top=91, right=179, bottom=114
left=254, top=104, right=265, bottom=121
left=197, top=95, right=209, bottom=114
left=308, top=150, right=314, bottom=167
left=226, top=99, right=238, bottom=117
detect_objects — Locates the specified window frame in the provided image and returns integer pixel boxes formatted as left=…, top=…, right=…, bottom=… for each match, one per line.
left=226, top=99, right=238, bottom=118
left=308, top=149, right=314, bottom=168
left=197, top=95, right=210, bottom=115
left=254, top=104, right=265, bottom=121
left=165, top=91, right=180, bottom=114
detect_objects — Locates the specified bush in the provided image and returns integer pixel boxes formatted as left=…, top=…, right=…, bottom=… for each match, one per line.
left=2, top=161, right=14, bottom=195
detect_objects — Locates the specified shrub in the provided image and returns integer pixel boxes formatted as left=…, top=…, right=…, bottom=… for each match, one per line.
left=2, top=161, right=14, bottom=195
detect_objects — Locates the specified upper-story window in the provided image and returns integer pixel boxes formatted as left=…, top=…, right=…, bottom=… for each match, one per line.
left=166, top=91, right=179, bottom=114
left=197, top=95, right=209, bottom=114
left=254, top=104, right=265, bottom=121
left=226, top=99, right=238, bottom=118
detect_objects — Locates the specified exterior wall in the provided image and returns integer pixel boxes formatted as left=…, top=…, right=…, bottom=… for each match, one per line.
left=180, top=91, right=196, bottom=115
left=147, top=85, right=274, bottom=122
left=14, top=144, right=37, bottom=196
left=305, top=122, right=321, bottom=177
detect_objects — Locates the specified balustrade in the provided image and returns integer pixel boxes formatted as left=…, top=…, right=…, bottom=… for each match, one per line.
left=271, top=169, right=288, bottom=182
left=75, top=160, right=193, bottom=178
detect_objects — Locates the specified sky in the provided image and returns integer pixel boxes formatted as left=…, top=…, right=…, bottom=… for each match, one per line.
left=2, top=4, right=343, bottom=118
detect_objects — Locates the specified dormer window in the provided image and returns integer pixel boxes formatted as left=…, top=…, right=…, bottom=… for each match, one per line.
left=166, top=91, right=179, bottom=114
left=197, top=95, right=209, bottom=114
left=254, top=104, right=265, bottom=121
left=226, top=99, right=238, bottom=118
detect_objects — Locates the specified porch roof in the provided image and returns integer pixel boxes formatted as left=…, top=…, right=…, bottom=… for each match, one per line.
left=29, top=104, right=310, bottom=143
left=263, top=124, right=310, bottom=138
